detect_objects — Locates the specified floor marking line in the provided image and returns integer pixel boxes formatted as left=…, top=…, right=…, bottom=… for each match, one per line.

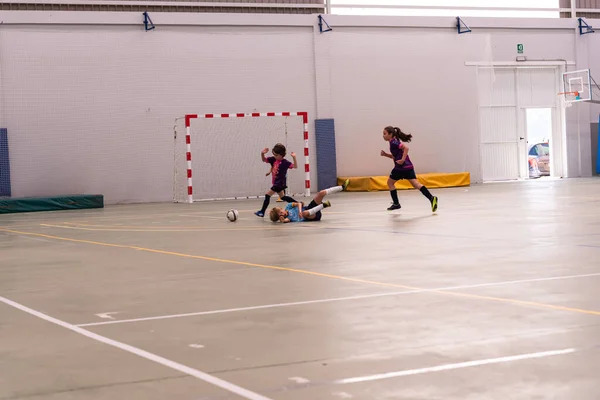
left=95, top=312, right=120, bottom=320
left=3, top=228, right=600, bottom=318
left=0, top=209, right=258, bottom=226
left=76, top=291, right=409, bottom=327
left=2, top=228, right=417, bottom=288
left=0, top=295, right=273, bottom=400
left=39, top=224, right=284, bottom=233
left=334, top=348, right=576, bottom=384
left=75, top=272, right=600, bottom=327
left=62, top=222, right=219, bottom=228
left=441, top=292, right=600, bottom=316
left=62, top=222, right=239, bottom=228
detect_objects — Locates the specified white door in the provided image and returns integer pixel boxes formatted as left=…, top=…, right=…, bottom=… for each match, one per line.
left=478, top=66, right=563, bottom=181
left=516, top=67, right=562, bottom=178
left=478, top=68, right=521, bottom=181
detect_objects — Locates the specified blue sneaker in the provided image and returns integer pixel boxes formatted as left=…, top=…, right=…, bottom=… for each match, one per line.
left=255, top=211, right=264, bottom=217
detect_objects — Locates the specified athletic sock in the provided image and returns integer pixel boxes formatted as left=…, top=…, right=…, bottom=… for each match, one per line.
left=260, top=195, right=271, bottom=213
left=390, top=189, right=399, bottom=205
left=420, top=186, right=434, bottom=202
left=307, top=204, right=324, bottom=215
left=325, top=186, right=343, bottom=195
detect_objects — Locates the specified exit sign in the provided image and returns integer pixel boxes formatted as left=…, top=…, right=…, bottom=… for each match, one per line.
left=517, top=44, right=524, bottom=54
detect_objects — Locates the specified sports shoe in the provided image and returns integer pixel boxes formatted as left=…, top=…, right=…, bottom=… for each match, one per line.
left=254, top=211, right=264, bottom=217
left=431, top=197, right=438, bottom=212
left=342, top=179, right=350, bottom=191
left=322, top=200, right=331, bottom=208
left=387, top=203, right=401, bottom=211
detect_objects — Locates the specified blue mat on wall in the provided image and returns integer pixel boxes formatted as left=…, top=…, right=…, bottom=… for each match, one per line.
left=597, top=115, right=600, bottom=175
left=0, top=194, right=104, bottom=214
left=315, top=119, right=337, bottom=191
left=0, top=128, right=11, bottom=197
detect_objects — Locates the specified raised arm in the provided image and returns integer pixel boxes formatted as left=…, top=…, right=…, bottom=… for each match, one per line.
left=261, top=147, right=269, bottom=162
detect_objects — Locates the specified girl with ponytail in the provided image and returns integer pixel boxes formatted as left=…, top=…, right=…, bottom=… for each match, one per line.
left=380, top=126, right=438, bottom=212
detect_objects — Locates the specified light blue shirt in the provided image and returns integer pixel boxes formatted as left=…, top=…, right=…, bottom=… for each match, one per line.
left=285, top=203, right=303, bottom=222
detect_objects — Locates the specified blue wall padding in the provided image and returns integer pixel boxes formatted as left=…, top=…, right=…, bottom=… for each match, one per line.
left=315, top=119, right=337, bottom=191
left=0, top=128, right=11, bottom=197
left=597, top=115, right=600, bottom=175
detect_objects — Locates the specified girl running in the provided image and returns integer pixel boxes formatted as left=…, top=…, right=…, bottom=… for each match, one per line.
left=380, top=126, right=438, bottom=212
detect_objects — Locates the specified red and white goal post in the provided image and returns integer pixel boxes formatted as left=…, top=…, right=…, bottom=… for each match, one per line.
left=173, top=112, right=311, bottom=203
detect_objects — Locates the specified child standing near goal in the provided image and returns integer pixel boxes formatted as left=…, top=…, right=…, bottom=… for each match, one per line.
left=269, top=180, right=349, bottom=223
left=380, top=126, right=438, bottom=212
left=255, top=143, right=298, bottom=217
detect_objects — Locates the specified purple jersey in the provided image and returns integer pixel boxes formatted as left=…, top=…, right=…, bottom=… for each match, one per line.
left=390, top=139, right=414, bottom=170
left=266, top=157, right=294, bottom=187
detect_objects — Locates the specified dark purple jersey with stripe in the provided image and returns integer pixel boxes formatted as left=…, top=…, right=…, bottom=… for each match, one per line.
left=390, top=139, right=414, bottom=170
left=266, top=157, right=294, bottom=187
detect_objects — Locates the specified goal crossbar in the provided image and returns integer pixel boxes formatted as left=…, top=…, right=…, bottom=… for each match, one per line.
left=181, top=111, right=311, bottom=203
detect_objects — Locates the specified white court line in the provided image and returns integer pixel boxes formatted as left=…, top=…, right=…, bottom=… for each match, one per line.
left=75, top=272, right=600, bottom=327
left=0, top=296, right=273, bottom=400
left=335, top=348, right=576, bottom=384
left=76, top=291, right=404, bottom=327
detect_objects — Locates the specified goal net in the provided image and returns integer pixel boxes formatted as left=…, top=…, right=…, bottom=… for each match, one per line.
left=173, top=112, right=311, bottom=203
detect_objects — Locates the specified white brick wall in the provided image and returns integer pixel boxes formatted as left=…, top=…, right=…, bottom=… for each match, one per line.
left=0, top=24, right=316, bottom=203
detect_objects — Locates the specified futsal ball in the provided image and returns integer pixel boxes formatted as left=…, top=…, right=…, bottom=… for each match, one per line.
left=227, top=209, right=239, bottom=222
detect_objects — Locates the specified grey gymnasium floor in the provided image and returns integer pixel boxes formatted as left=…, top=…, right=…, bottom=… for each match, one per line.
left=1, top=178, right=599, bottom=400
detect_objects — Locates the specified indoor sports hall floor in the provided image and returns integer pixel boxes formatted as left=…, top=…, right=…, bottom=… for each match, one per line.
left=1, top=178, right=600, bottom=400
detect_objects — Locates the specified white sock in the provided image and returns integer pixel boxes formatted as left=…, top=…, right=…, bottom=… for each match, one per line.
left=308, top=204, right=324, bottom=215
left=325, top=186, right=342, bottom=195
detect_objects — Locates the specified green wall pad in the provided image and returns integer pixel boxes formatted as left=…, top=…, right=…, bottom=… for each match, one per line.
left=0, top=194, right=104, bottom=214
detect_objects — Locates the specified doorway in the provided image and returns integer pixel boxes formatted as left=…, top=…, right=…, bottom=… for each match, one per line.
left=524, top=108, right=552, bottom=179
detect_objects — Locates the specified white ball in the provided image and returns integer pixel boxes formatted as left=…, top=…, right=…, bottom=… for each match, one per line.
left=226, top=209, right=239, bottom=222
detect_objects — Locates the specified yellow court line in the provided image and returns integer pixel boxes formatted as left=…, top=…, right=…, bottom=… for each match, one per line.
left=3, top=228, right=600, bottom=318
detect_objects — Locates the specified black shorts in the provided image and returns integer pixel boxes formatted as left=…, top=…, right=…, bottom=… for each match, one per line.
left=389, top=168, right=416, bottom=181
left=270, top=185, right=287, bottom=193
left=303, top=200, right=322, bottom=221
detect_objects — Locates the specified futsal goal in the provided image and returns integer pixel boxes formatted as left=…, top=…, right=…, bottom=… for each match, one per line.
left=173, top=112, right=311, bottom=203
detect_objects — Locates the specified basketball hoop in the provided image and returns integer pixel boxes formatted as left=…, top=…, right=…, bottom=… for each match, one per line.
left=559, top=69, right=600, bottom=107
left=558, top=90, right=581, bottom=108
left=558, top=90, right=581, bottom=99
